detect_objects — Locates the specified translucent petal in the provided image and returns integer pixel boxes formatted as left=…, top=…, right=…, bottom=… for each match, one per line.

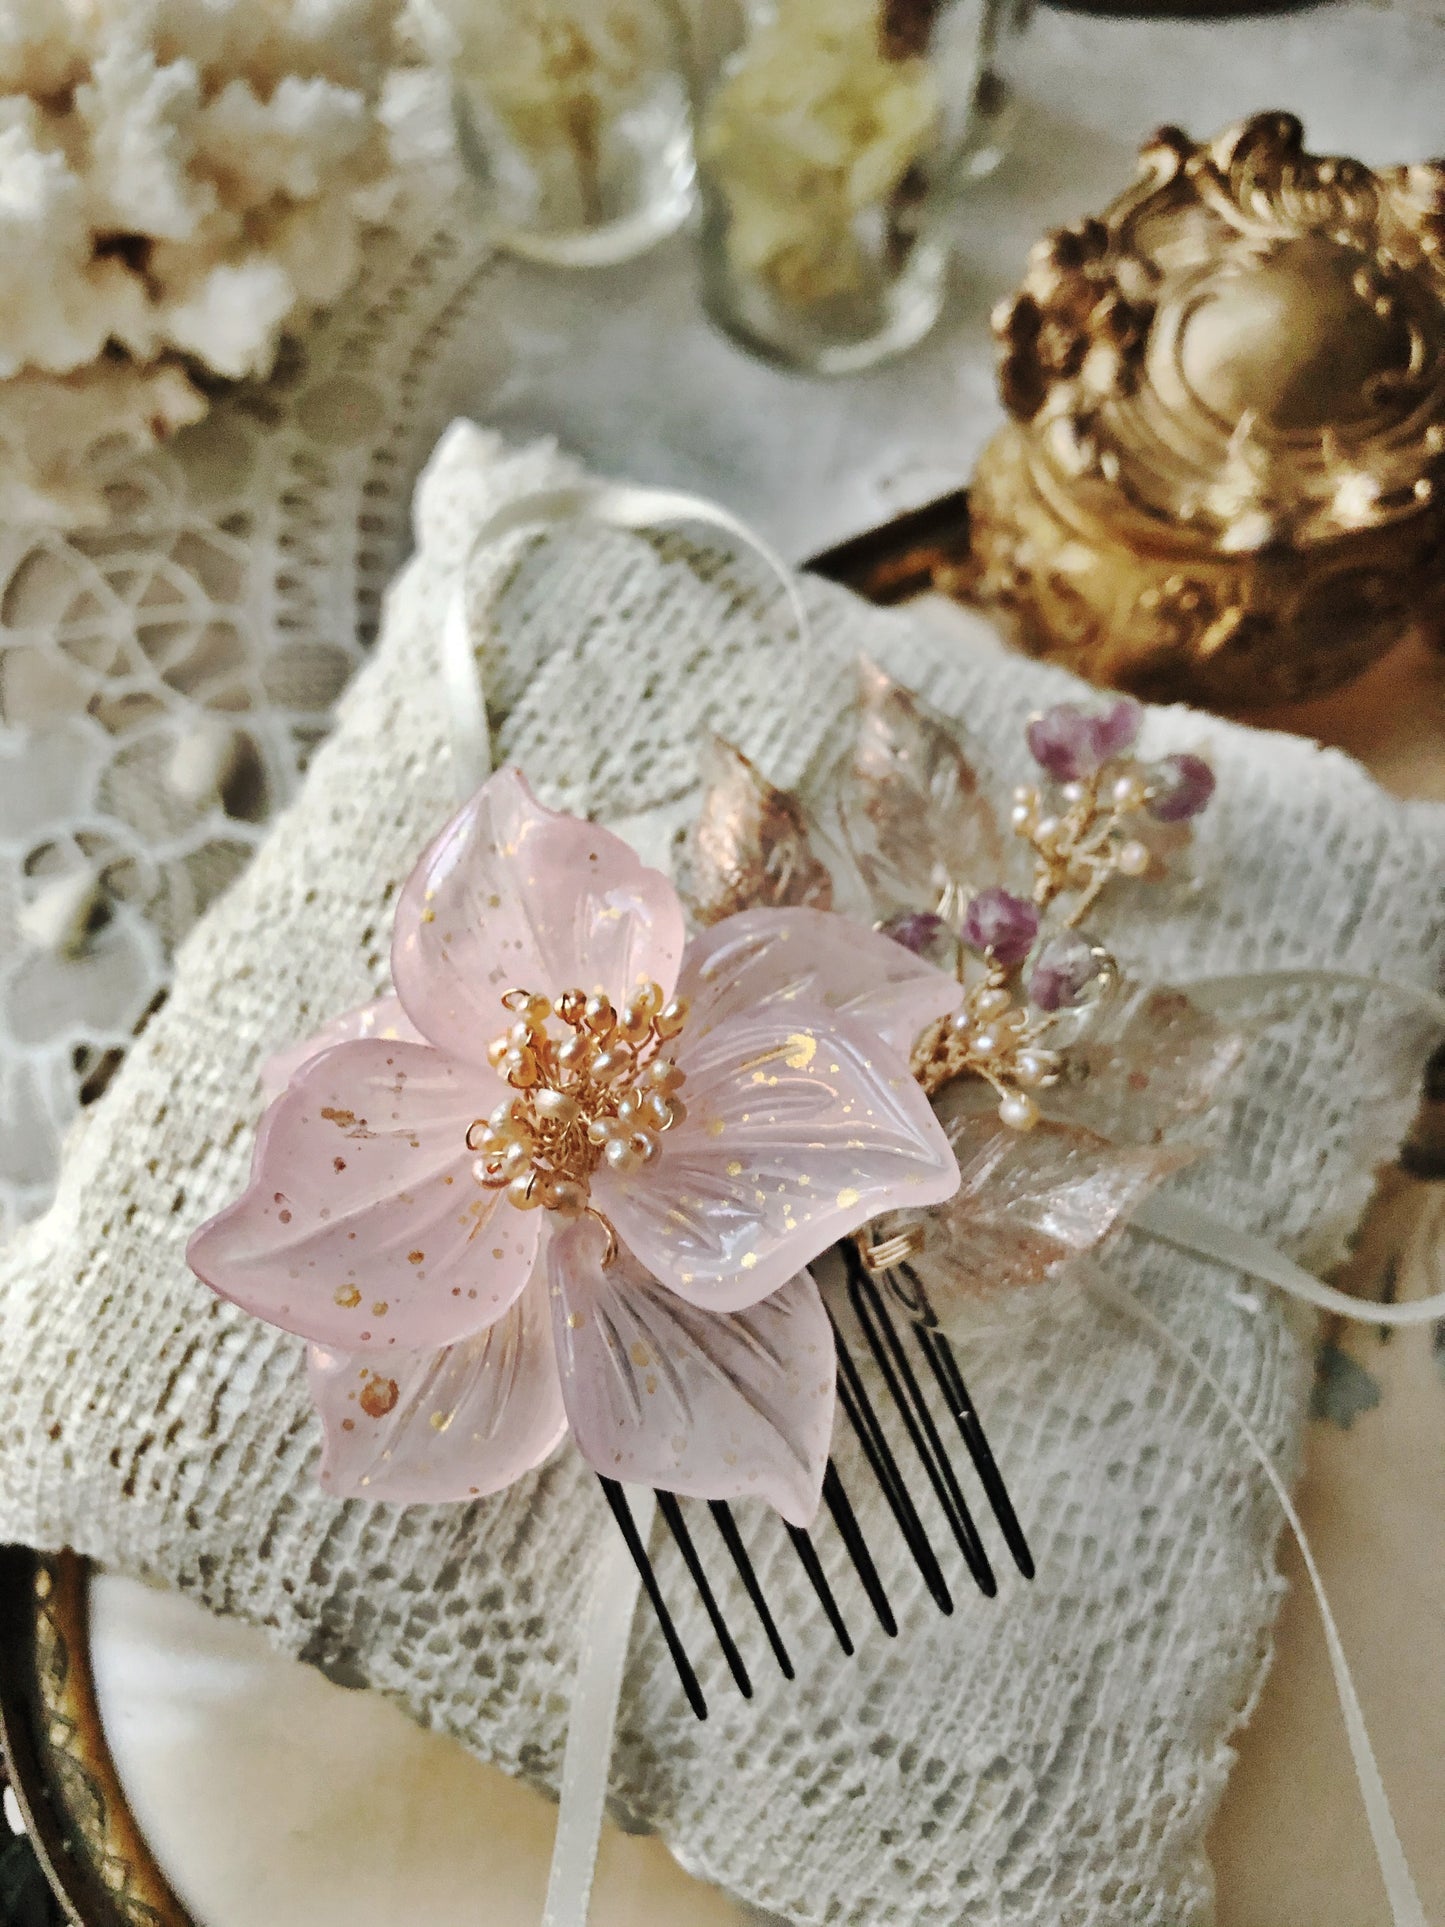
left=885, top=1091, right=1192, bottom=1321
left=548, top=1216, right=834, bottom=1525
left=1044, top=981, right=1247, bottom=1144
left=840, top=658, right=1004, bottom=924
left=260, top=995, right=421, bottom=1100
left=675, top=905, right=962, bottom=1061
left=393, top=767, right=686, bottom=1068
left=598, top=1003, right=958, bottom=1310
left=682, top=737, right=834, bottom=924
left=188, top=1039, right=540, bottom=1352
left=308, top=1282, right=567, bottom=1503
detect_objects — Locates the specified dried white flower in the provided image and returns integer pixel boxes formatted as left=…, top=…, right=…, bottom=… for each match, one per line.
left=406, top=0, right=674, bottom=232
left=0, top=0, right=405, bottom=525
left=700, top=0, right=939, bottom=309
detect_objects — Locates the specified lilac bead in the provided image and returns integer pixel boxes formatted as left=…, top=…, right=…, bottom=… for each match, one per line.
left=960, top=888, right=1039, bottom=966
left=1027, top=930, right=1099, bottom=1011
left=882, top=910, right=948, bottom=956
left=1146, top=752, right=1216, bottom=822
left=1026, top=699, right=1142, bottom=782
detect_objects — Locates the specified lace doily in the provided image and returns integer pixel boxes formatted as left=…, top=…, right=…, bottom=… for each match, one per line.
left=0, top=163, right=495, bottom=1238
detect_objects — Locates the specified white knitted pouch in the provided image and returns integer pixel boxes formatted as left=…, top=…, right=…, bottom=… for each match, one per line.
left=3, top=425, right=1442, bottom=1927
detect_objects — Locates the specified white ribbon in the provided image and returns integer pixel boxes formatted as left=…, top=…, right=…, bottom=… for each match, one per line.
left=1134, top=1193, right=1445, bottom=1327
left=1089, top=1273, right=1429, bottom=1927
left=440, top=483, right=808, bottom=1927
left=542, top=1486, right=658, bottom=1927
left=439, top=480, right=810, bottom=801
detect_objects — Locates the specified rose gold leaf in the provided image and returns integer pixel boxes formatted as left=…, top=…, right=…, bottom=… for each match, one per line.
left=683, top=737, right=833, bottom=925
left=843, top=657, right=1004, bottom=922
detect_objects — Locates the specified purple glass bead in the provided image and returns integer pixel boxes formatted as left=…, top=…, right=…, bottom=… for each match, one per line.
left=1092, top=698, right=1142, bottom=763
left=1146, top=752, right=1216, bottom=822
left=1026, top=699, right=1142, bottom=782
left=960, top=887, right=1039, bottom=966
left=1027, top=929, right=1100, bottom=1011
left=882, top=910, right=949, bottom=956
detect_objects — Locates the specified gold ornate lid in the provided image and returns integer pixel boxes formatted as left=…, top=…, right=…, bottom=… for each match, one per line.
left=993, top=113, right=1445, bottom=555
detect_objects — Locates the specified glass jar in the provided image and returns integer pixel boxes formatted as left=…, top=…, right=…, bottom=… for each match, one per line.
left=431, top=0, right=696, bottom=267
left=692, top=0, right=1031, bottom=372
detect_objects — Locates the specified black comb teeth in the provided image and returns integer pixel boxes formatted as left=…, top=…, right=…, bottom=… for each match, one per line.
left=599, top=1249, right=1033, bottom=1718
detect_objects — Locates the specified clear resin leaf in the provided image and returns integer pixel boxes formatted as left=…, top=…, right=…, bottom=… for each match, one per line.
left=842, top=658, right=1004, bottom=924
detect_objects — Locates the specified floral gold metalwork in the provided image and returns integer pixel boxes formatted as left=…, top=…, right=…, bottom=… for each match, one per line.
left=969, top=112, right=1445, bottom=706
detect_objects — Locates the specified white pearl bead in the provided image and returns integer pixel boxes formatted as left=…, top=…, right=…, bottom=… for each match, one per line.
left=547, top=1177, right=586, bottom=1215
left=1034, top=815, right=1061, bottom=846
left=973, top=986, right=1011, bottom=1021
left=971, top=1029, right=1002, bottom=1060
left=1112, top=771, right=1147, bottom=810
left=998, top=1091, right=1038, bottom=1130
left=533, top=1089, right=579, bottom=1125
left=604, top=1137, right=642, bottom=1174
left=1118, top=838, right=1151, bottom=876
left=1060, top=781, right=1086, bottom=807
left=592, top=1046, right=633, bottom=1083
left=1009, top=802, right=1033, bottom=832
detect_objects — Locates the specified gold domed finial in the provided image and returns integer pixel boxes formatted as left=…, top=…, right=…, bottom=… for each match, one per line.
left=970, top=113, right=1445, bottom=706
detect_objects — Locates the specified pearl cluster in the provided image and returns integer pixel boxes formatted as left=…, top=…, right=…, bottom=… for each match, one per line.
left=469, top=981, right=688, bottom=1219
left=1010, top=765, right=1155, bottom=920
left=1014, top=699, right=1214, bottom=926
left=897, top=706, right=1214, bottom=1132
left=910, top=965, right=1062, bottom=1130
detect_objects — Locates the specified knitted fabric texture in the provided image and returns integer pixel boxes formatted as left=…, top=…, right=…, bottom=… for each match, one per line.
left=2, top=425, right=1443, bottom=1927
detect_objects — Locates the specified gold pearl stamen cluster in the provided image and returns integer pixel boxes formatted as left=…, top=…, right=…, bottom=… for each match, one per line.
left=1010, top=763, right=1155, bottom=924
left=468, top=981, right=689, bottom=1222
left=910, top=963, right=1062, bottom=1129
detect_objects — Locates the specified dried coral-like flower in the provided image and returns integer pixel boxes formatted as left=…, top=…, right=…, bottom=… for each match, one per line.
left=0, top=0, right=405, bottom=526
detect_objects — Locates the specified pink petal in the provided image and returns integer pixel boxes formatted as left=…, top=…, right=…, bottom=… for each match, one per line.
left=308, top=1280, right=567, bottom=1503
left=548, top=1215, right=834, bottom=1525
left=1046, top=983, right=1246, bottom=1144
left=260, top=995, right=422, bottom=1100
left=676, top=906, right=961, bottom=1062
left=598, top=1003, right=958, bottom=1310
left=886, top=1089, right=1192, bottom=1321
left=392, top=767, right=686, bottom=1068
left=188, top=1038, right=540, bottom=1352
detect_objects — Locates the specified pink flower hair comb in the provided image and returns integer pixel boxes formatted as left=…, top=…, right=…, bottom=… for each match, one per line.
left=189, top=764, right=975, bottom=1714
left=182, top=459, right=1445, bottom=1926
